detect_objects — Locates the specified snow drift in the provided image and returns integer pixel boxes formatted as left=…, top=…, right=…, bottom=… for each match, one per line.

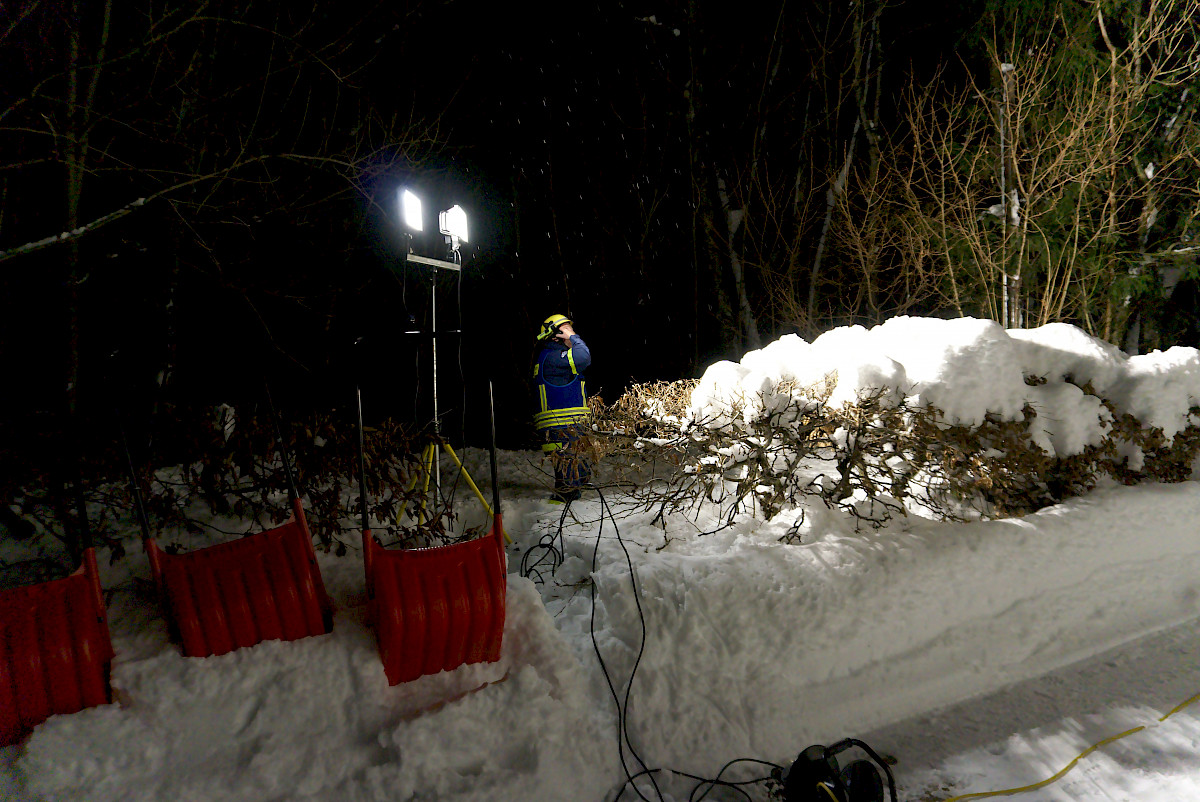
left=689, top=317, right=1200, bottom=461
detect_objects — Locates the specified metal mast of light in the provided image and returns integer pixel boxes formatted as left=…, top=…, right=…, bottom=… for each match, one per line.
left=396, top=189, right=469, bottom=517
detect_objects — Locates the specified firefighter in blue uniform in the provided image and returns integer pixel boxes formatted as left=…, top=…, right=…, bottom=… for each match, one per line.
left=533, top=314, right=592, bottom=503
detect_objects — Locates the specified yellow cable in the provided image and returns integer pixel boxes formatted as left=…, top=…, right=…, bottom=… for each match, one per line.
left=940, top=683, right=1200, bottom=801
left=1159, top=691, right=1200, bottom=722
left=940, top=725, right=1146, bottom=801
left=818, top=782, right=841, bottom=802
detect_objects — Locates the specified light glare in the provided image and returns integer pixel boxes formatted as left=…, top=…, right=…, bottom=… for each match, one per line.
left=401, top=189, right=423, bottom=231
left=439, top=205, right=468, bottom=243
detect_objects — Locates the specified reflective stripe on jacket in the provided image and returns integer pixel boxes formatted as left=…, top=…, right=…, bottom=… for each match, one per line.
left=533, top=336, right=590, bottom=430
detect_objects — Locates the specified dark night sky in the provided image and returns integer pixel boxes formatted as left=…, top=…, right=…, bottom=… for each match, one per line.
left=0, top=0, right=993, bottom=453
left=420, top=1, right=986, bottom=435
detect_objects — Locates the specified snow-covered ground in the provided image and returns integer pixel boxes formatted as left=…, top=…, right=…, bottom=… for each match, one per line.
left=4, top=317, right=1200, bottom=801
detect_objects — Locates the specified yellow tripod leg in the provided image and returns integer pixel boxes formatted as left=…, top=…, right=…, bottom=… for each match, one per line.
left=402, top=444, right=431, bottom=496
left=418, top=443, right=435, bottom=525
left=442, top=443, right=512, bottom=545
left=399, top=443, right=437, bottom=526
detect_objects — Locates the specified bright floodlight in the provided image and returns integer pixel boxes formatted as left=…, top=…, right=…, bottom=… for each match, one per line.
left=400, top=188, right=423, bottom=231
left=439, top=205, right=468, bottom=243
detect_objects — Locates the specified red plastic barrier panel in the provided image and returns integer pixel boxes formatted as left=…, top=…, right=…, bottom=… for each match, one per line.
left=0, top=549, right=114, bottom=746
left=147, top=499, right=332, bottom=658
left=363, top=515, right=506, bottom=685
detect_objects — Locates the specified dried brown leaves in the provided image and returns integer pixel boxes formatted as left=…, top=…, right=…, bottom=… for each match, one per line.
left=591, top=378, right=1200, bottom=531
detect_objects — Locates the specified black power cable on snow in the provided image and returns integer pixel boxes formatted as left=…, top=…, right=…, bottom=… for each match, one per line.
left=616, top=758, right=786, bottom=802
left=519, top=500, right=571, bottom=582
left=525, top=487, right=897, bottom=801
left=686, top=758, right=787, bottom=802
left=583, top=485, right=785, bottom=802
left=590, top=485, right=664, bottom=802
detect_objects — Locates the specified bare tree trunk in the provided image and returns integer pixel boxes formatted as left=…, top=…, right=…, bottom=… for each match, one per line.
left=807, top=0, right=880, bottom=326
left=997, top=62, right=1022, bottom=328
left=59, top=0, right=112, bottom=559
left=808, top=116, right=860, bottom=322
left=716, top=176, right=760, bottom=351
left=697, top=176, right=738, bottom=354
left=61, top=0, right=112, bottom=404
left=685, top=0, right=738, bottom=359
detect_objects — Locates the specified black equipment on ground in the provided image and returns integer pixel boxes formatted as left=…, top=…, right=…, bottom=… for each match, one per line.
left=781, top=739, right=896, bottom=802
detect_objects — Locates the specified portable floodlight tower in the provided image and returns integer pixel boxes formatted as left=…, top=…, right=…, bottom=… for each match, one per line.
left=358, top=190, right=506, bottom=688
left=394, top=188, right=470, bottom=512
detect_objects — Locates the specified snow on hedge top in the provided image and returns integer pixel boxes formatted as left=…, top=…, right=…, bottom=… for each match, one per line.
left=1117, top=347, right=1200, bottom=439
left=1008, top=325, right=1200, bottom=440
left=688, top=316, right=1200, bottom=456
left=1006, top=322, right=1129, bottom=392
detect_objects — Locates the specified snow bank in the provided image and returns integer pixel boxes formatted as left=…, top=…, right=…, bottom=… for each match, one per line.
left=690, top=317, right=1200, bottom=457
left=535, top=478, right=1200, bottom=796
left=9, top=448, right=1200, bottom=802
left=15, top=563, right=614, bottom=802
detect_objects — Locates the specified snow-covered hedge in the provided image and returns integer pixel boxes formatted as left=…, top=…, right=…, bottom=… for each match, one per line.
left=598, top=317, right=1200, bottom=525
left=691, top=317, right=1200, bottom=457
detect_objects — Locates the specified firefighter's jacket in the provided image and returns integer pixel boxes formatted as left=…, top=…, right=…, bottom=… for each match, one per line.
left=533, top=335, right=591, bottom=431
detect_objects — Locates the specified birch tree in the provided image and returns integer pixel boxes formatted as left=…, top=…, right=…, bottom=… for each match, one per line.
left=901, top=0, right=1200, bottom=346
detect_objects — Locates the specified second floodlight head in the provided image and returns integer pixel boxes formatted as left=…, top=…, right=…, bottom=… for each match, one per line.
left=439, top=205, right=468, bottom=249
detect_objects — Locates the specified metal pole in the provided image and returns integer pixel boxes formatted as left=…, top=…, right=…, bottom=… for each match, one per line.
left=488, top=381, right=500, bottom=515
left=396, top=252, right=460, bottom=523
left=430, top=277, right=441, bottom=508
left=356, top=384, right=369, bottom=535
